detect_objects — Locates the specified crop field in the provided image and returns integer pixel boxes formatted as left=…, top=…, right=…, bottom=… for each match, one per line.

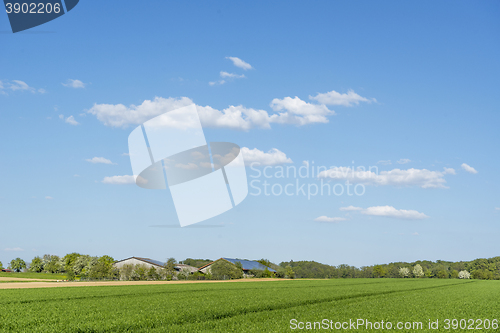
left=0, top=272, right=65, bottom=280
left=0, top=279, right=498, bottom=332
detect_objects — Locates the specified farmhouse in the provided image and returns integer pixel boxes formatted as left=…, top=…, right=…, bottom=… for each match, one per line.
left=199, top=258, right=276, bottom=275
left=113, top=257, right=197, bottom=273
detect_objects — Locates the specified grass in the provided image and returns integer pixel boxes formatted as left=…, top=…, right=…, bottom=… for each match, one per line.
left=0, top=272, right=66, bottom=280
left=0, top=279, right=498, bottom=332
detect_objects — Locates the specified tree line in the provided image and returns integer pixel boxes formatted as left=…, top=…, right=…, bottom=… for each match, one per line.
left=278, top=256, right=500, bottom=280
left=2, top=255, right=499, bottom=280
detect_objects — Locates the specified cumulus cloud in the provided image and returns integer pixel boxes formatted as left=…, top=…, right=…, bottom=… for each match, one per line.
left=220, top=71, right=245, bottom=79
left=269, top=96, right=334, bottom=125
left=318, top=167, right=452, bottom=189
left=102, top=175, right=136, bottom=185
left=340, top=206, right=363, bottom=211
left=226, top=56, right=253, bottom=70
left=397, top=159, right=411, bottom=164
left=86, top=157, right=114, bottom=165
left=361, top=206, right=428, bottom=220
left=62, top=79, right=86, bottom=88
left=377, top=160, right=392, bottom=165
left=309, top=89, right=375, bottom=106
left=88, top=96, right=336, bottom=130
left=241, top=147, right=292, bottom=166
left=45, top=196, right=53, bottom=200
left=461, top=163, right=478, bottom=174
left=4, top=247, right=24, bottom=252
left=314, top=216, right=347, bottom=223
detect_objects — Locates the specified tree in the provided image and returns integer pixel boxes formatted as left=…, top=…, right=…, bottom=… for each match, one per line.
left=373, top=265, right=386, bottom=278
left=450, top=270, right=459, bottom=279
left=210, top=259, right=243, bottom=280
left=0, top=261, right=3, bottom=270
left=285, top=265, right=295, bottom=279
left=10, top=258, right=26, bottom=272
left=413, top=264, right=424, bottom=278
left=43, top=255, right=62, bottom=273
left=63, top=253, right=81, bottom=274
left=147, top=266, right=159, bottom=280
left=399, top=267, right=410, bottom=278
left=458, top=270, right=471, bottom=279
left=73, top=255, right=91, bottom=276
left=29, top=256, right=44, bottom=272
left=437, top=270, right=449, bottom=279
left=119, top=264, right=135, bottom=281
left=164, top=258, right=177, bottom=279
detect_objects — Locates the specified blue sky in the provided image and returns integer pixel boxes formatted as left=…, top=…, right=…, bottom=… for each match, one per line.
left=0, top=1, right=499, bottom=267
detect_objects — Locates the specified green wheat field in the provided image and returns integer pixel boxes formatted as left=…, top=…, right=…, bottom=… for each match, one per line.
left=0, top=279, right=498, bottom=332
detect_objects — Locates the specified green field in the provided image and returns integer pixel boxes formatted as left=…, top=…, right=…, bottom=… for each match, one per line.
left=0, top=272, right=66, bottom=280
left=0, top=279, right=498, bottom=332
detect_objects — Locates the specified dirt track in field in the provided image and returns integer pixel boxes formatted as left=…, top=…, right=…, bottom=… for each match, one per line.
left=0, top=278, right=284, bottom=290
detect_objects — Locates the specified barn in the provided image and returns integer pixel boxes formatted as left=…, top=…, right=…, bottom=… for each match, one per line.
left=199, top=258, right=276, bottom=275
left=113, top=257, right=197, bottom=273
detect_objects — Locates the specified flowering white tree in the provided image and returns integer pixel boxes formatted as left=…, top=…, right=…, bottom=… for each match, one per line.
left=458, top=270, right=471, bottom=279
left=413, top=264, right=424, bottom=278
left=399, top=267, right=410, bottom=278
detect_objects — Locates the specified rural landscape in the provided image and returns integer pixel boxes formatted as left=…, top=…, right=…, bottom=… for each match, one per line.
left=2, top=0, right=499, bottom=332
left=1, top=254, right=499, bottom=331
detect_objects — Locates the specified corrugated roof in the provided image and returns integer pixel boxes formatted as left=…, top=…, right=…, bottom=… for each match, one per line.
left=222, top=258, right=276, bottom=272
left=135, top=257, right=165, bottom=267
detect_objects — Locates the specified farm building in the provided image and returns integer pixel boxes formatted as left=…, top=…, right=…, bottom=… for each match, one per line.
left=113, top=257, right=197, bottom=273
left=199, top=258, right=276, bottom=275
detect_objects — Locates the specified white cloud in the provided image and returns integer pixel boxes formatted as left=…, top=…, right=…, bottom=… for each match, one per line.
left=10, top=80, right=32, bottom=91
left=0, top=80, right=45, bottom=94
left=62, top=79, right=86, bottom=88
left=269, top=96, right=334, bottom=125
left=309, top=89, right=375, bottom=106
left=102, top=175, right=136, bottom=185
left=73, top=174, right=81, bottom=177
left=361, top=206, right=428, bottom=219
left=45, top=196, right=53, bottom=200
left=397, top=159, right=411, bottom=164
left=88, top=96, right=336, bottom=130
left=65, top=115, right=79, bottom=125
left=443, top=167, right=456, bottom=175
left=241, top=147, right=292, bottom=166
left=209, top=80, right=225, bottom=86
left=220, top=71, right=245, bottom=79
left=461, top=163, right=478, bottom=174
left=377, top=160, right=392, bottom=165
left=318, top=167, right=451, bottom=189
left=314, top=216, right=347, bottom=223
left=412, top=232, right=420, bottom=236
left=226, top=56, right=253, bottom=70
left=495, top=207, right=500, bottom=211
left=340, top=206, right=363, bottom=211
left=60, top=114, right=79, bottom=125
left=4, top=247, right=24, bottom=252
left=86, top=157, right=114, bottom=165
